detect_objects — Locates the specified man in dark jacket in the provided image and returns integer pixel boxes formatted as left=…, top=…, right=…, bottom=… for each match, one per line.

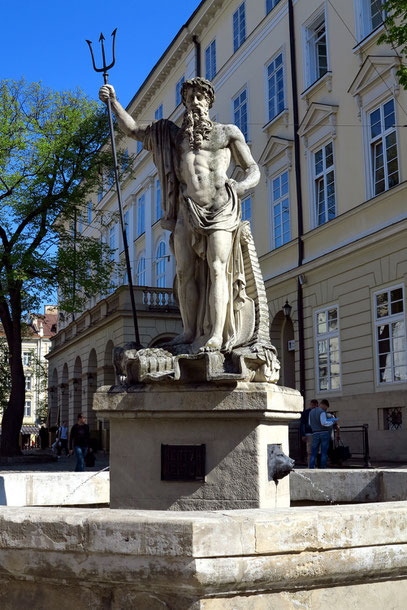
left=300, top=399, right=318, bottom=466
left=69, top=414, right=90, bottom=472
left=309, top=399, right=338, bottom=469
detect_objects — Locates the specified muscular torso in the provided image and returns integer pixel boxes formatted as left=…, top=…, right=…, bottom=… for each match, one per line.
left=175, top=124, right=232, bottom=209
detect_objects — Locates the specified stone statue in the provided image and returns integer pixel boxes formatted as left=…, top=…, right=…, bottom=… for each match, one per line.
left=100, top=78, right=280, bottom=383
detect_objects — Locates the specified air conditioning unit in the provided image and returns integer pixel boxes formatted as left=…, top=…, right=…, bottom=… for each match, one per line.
left=287, top=340, right=295, bottom=352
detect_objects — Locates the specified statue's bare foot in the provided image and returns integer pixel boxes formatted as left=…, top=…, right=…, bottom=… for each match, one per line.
left=200, top=336, right=222, bottom=352
left=167, top=332, right=194, bottom=346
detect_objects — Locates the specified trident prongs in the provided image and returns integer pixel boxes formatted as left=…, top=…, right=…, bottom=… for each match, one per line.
left=85, top=27, right=142, bottom=349
left=86, top=28, right=117, bottom=81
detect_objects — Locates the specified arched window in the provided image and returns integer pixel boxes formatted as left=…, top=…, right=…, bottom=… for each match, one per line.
left=155, top=241, right=166, bottom=287
left=136, top=254, right=146, bottom=286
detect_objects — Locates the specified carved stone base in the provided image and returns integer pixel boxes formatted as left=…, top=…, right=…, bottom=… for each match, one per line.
left=94, top=381, right=302, bottom=510
left=113, top=343, right=280, bottom=385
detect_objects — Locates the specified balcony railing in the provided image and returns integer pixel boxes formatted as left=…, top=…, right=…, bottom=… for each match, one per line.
left=143, top=287, right=177, bottom=310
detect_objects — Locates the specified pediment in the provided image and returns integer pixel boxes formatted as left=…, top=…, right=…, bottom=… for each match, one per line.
left=258, top=136, right=293, bottom=167
left=298, top=103, right=339, bottom=139
left=348, top=55, right=400, bottom=97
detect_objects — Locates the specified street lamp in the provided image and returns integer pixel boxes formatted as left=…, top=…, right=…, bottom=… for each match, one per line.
left=283, top=300, right=292, bottom=319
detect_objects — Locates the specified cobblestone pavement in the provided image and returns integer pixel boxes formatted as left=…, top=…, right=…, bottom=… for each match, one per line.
left=0, top=452, right=109, bottom=473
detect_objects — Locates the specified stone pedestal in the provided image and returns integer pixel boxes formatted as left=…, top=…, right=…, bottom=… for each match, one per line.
left=94, top=382, right=302, bottom=510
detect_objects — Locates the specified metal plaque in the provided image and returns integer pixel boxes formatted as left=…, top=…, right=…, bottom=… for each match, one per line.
left=161, top=444, right=206, bottom=481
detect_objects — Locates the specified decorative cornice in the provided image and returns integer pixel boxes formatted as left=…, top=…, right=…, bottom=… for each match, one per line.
left=298, top=103, right=339, bottom=141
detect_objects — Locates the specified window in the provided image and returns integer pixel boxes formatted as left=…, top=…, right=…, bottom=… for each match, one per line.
left=25, top=375, right=32, bottom=391
left=137, top=141, right=143, bottom=154
left=78, top=215, right=83, bottom=234
left=156, top=241, right=167, bottom=287
left=241, top=195, right=252, bottom=227
left=375, top=285, right=407, bottom=384
left=23, top=352, right=32, bottom=367
left=266, top=0, right=281, bottom=14
left=156, top=179, right=162, bottom=222
left=357, top=0, right=385, bottom=39
left=124, top=210, right=129, bottom=243
left=233, top=88, right=248, bottom=141
left=122, top=148, right=129, bottom=170
left=266, top=53, right=285, bottom=121
left=205, top=40, right=216, bottom=81
left=369, top=99, right=399, bottom=196
left=137, top=194, right=145, bottom=236
left=155, top=104, right=163, bottom=120
left=136, top=255, right=146, bottom=286
left=315, top=306, right=341, bottom=391
left=108, top=170, right=114, bottom=189
left=24, top=400, right=31, bottom=418
left=97, top=187, right=103, bottom=203
left=233, top=2, right=246, bottom=52
left=305, top=13, right=328, bottom=86
left=314, top=141, right=336, bottom=226
left=272, top=170, right=290, bottom=247
left=109, top=225, right=116, bottom=261
left=176, top=76, right=185, bottom=107
left=383, top=407, right=403, bottom=430
left=87, top=201, right=92, bottom=225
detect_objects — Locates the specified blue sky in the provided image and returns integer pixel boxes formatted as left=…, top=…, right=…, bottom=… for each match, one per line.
left=1, top=0, right=202, bottom=108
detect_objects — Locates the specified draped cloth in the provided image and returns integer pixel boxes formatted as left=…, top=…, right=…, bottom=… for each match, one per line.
left=142, top=118, right=253, bottom=352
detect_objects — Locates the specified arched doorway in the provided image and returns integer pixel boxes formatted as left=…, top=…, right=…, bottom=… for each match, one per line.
left=73, top=356, right=83, bottom=421
left=87, top=349, right=98, bottom=437
left=61, top=363, right=69, bottom=425
left=103, top=340, right=115, bottom=386
left=49, top=369, right=58, bottom=427
left=270, top=311, right=296, bottom=388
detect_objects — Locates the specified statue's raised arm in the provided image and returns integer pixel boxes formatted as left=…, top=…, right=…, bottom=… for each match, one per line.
left=99, top=85, right=148, bottom=142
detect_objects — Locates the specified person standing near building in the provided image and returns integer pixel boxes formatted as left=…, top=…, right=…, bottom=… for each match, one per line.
left=309, top=399, right=338, bottom=469
left=69, top=414, right=90, bottom=472
left=300, top=399, right=318, bottom=466
left=57, top=420, right=69, bottom=457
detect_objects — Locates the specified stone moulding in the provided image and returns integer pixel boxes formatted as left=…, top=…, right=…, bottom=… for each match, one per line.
left=1, top=503, right=407, bottom=608
left=114, top=345, right=280, bottom=386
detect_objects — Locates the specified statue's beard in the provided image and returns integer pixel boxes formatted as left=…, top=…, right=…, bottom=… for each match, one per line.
left=182, top=107, right=213, bottom=150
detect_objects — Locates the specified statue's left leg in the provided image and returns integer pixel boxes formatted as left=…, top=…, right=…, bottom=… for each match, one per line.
left=200, top=230, right=233, bottom=352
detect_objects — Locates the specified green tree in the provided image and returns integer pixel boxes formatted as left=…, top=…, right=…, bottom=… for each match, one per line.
left=379, top=1, right=407, bottom=87
left=0, top=79, right=124, bottom=456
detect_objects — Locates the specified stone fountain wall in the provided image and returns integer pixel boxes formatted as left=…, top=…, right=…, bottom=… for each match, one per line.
left=1, top=502, right=407, bottom=609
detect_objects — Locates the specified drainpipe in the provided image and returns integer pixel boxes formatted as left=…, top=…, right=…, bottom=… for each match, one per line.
left=193, top=35, right=201, bottom=77
left=288, top=0, right=305, bottom=398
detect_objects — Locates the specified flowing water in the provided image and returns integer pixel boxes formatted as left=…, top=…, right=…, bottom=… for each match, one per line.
left=293, top=470, right=337, bottom=504
left=57, top=465, right=110, bottom=506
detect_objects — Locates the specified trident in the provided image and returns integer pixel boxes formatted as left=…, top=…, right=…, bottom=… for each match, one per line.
left=86, top=29, right=142, bottom=349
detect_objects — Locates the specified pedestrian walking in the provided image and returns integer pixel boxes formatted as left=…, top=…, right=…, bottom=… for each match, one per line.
left=57, top=421, right=69, bottom=456
left=69, top=414, right=90, bottom=472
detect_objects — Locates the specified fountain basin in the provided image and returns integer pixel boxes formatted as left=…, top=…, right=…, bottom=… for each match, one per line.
left=290, top=468, right=407, bottom=504
left=0, top=503, right=407, bottom=608
left=0, top=471, right=109, bottom=506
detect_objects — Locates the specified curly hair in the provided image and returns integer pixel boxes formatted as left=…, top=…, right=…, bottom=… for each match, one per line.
left=180, top=77, right=215, bottom=109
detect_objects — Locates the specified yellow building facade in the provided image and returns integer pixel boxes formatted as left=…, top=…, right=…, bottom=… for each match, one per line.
left=48, top=0, right=407, bottom=459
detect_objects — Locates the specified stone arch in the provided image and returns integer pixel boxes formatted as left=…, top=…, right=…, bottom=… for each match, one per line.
left=149, top=333, right=177, bottom=348
left=86, top=349, right=98, bottom=432
left=60, top=363, right=69, bottom=426
left=73, top=356, right=83, bottom=421
left=270, top=310, right=296, bottom=388
left=48, top=368, right=59, bottom=427
left=103, top=340, right=115, bottom=386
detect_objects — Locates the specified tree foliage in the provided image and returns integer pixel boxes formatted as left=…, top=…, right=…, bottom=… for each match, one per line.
left=0, top=79, right=126, bottom=455
left=380, top=1, right=407, bottom=88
